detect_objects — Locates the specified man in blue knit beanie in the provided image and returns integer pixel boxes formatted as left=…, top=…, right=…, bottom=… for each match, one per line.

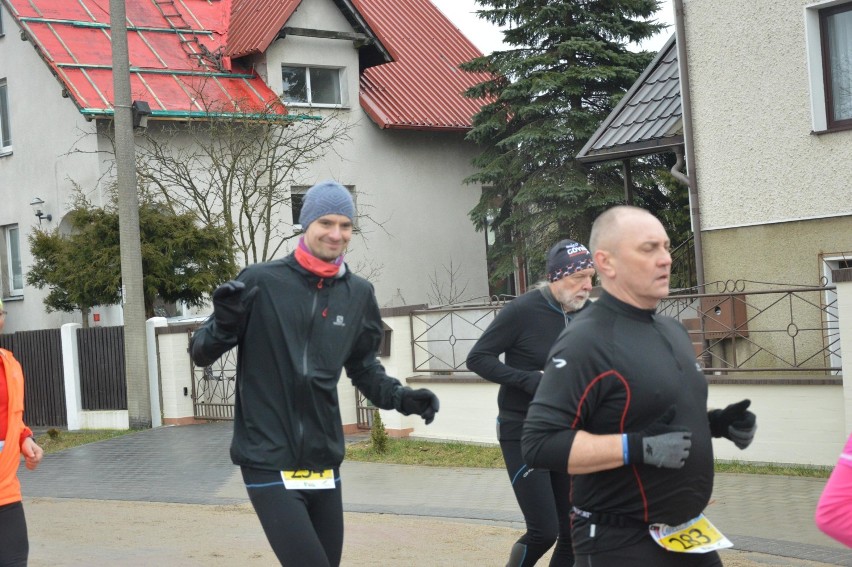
left=191, top=179, right=440, bottom=567
left=299, top=180, right=356, bottom=230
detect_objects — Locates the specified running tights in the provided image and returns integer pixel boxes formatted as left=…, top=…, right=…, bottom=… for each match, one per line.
left=501, top=437, right=574, bottom=566
left=0, top=501, right=28, bottom=567
left=241, top=466, right=343, bottom=567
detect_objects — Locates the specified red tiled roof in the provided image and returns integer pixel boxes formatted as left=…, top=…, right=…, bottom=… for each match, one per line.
left=220, top=0, right=489, bottom=131
left=3, top=0, right=488, bottom=129
left=2, top=0, right=286, bottom=120
left=354, top=0, right=489, bottom=131
left=225, top=0, right=300, bottom=59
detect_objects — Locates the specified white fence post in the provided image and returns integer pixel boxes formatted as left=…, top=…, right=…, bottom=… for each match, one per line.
left=146, top=317, right=167, bottom=428
left=835, top=270, right=852, bottom=435
left=60, top=323, right=82, bottom=431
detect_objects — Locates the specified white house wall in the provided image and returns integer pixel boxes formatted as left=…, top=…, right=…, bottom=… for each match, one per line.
left=683, top=0, right=852, bottom=231
left=1, top=0, right=490, bottom=331
left=259, top=0, right=489, bottom=307
left=324, top=125, right=488, bottom=308
left=0, top=5, right=106, bottom=332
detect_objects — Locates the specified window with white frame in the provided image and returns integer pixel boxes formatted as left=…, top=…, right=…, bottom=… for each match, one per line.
left=0, top=79, right=11, bottom=154
left=282, top=66, right=344, bottom=106
left=806, top=1, right=852, bottom=131
left=2, top=225, right=23, bottom=297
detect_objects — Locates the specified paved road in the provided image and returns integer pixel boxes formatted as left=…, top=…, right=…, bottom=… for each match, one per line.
left=20, top=423, right=852, bottom=566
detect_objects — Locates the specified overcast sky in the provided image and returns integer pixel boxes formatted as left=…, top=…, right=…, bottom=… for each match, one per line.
left=429, top=0, right=676, bottom=55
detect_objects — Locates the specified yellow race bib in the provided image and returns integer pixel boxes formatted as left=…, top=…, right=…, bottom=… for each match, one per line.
left=281, top=469, right=335, bottom=490
left=649, top=514, right=733, bottom=553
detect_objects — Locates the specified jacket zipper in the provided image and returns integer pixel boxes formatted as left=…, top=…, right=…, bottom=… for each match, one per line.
left=296, top=278, right=325, bottom=464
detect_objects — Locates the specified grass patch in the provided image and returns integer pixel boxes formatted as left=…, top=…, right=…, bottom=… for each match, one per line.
left=347, top=437, right=834, bottom=478
left=347, top=438, right=504, bottom=468
left=34, top=428, right=138, bottom=455
left=714, top=460, right=832, bottom=478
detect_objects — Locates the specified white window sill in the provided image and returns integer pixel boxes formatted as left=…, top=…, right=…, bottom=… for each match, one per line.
left=810, top=123, right=852, bottom=135
left=283, top=102, right=349, bottom=110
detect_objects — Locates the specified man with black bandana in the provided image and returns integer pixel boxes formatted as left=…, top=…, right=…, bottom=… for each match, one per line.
left=522, top=206, right=757, bottom=567
left=467, top=239, right=595, bottom=566
left=190, top=180, right=439, bottom=567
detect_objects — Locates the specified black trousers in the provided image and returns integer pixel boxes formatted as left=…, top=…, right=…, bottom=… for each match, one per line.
left=241, top=466, right=344, bottom=567
left=501, top=435, right=574, bottom=566
left=0, top=501, right=29, bottom=567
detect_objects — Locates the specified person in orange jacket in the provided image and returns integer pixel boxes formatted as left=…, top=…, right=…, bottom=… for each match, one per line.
left=0, top=299, right=44, bottom=566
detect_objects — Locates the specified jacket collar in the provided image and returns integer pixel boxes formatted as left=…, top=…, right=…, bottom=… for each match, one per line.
left=597, top=290, right=656, bottom=322
left=284, top=253, right=350, bottom=285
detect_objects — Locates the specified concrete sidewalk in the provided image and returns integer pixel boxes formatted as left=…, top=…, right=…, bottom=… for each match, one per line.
left=20, top=423, right=851, bottom=566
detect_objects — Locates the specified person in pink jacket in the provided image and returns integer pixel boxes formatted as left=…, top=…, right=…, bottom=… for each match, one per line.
left=0, top=299, right=44, bottom=566
left=815, top=432, right=852, bottom=547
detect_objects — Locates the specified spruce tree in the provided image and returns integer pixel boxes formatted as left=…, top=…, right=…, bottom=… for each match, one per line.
left=370, top=409, right=389, bottom=454
left=462, top=0, right=664, bottom=288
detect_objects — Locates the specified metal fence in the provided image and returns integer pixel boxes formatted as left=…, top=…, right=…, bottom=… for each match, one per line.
left=410, top=300, right=507, bottom=373
left=409, top=281, right=841, bottom=376
left=660, top=281, right=840, bottom=375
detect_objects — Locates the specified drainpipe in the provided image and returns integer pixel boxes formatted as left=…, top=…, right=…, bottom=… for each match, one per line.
left=622, top=159, right=634, bottom=205
left=672, top=0, right=706, bottom=293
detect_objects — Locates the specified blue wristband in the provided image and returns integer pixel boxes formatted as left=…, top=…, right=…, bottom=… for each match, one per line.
left=622, top=434, right=629, bottom=465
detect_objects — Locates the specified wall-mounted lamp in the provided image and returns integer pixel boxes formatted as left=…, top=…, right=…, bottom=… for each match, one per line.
left=29, top=197, right=52, bottom=224
left=131, top=99, right=152, bottom=129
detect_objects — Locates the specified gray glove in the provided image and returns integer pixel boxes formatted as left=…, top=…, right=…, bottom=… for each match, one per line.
left=626, top=406, right=692, bottom=469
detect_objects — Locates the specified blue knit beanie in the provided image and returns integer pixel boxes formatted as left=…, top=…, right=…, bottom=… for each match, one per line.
left=299, top=181, right=356, bottom=229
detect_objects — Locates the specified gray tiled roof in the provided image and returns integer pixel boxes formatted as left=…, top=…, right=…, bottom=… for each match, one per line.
left=577, top=35, right=683, bottom=163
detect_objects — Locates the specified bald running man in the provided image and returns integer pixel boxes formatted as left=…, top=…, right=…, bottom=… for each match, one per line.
left=522, top=206, right=757, bottom=566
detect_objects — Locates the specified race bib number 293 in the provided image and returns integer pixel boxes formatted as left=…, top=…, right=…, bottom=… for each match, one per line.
left=649, top=514, right=733, bottom=553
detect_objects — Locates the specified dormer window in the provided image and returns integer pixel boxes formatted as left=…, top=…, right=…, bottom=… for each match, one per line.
left=282, top=66, right=344, bottom=107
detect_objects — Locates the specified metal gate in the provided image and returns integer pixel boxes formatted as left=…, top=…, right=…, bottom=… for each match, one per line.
left=191, top=341, right=237, bottom=420
left=355, top=390, right=374, bottom=430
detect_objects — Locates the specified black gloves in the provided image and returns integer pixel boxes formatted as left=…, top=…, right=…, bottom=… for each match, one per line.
left=212, top=280, right=258, bottom=334
left=625, top=406, right=692, bottom=469
left=708, top=399, right=757, bottom=450
left=399, top=388, right=440, bottom=425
